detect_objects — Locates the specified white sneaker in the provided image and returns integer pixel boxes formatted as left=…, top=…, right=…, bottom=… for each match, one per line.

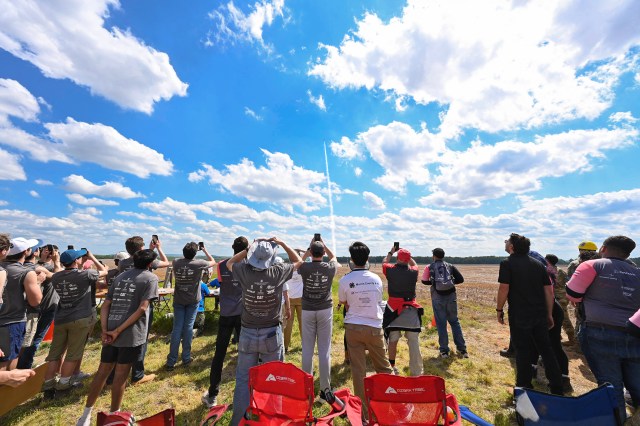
left=392, top=366, right=399, bottom=375
left=202, top=390, right=217, bottom=408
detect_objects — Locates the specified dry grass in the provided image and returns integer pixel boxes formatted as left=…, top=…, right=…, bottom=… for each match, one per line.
left=1, top=264, right=597, bottom=425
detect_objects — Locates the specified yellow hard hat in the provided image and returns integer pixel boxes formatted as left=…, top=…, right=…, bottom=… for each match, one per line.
left=578, top=241, right=598, bottom=251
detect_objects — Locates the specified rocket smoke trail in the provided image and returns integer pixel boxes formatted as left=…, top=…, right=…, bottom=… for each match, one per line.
left=324, top=143, right=337, bottom=254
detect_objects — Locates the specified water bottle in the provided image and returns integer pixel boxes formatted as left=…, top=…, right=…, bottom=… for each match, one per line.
left=323, top=388, right=345, bottom=412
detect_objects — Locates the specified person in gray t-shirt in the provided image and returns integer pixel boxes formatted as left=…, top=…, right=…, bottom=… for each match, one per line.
left=166, top=242, right=216, bottom=369
left=299, top=239, right=339, bottom=399
left=227, top=237, right=303, bottom=425
left=78, top=250, right=159, bottom=426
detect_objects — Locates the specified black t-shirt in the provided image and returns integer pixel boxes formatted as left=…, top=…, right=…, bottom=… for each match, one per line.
left=383, top=263, right=418, bottom=300
left=498, top=254, right=550, bottom=327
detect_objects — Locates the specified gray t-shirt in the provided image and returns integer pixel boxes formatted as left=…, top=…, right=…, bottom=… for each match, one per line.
left=232, top=262, right=294, bottom=328
left=37, top=261, right=59, bottom=311
left=106, top=268, right=119, bottom=286
left=118, top=257, right=160, bottom=274
left=299, top=260, right=338, bottom=311
left=0, top=262, right=28, bottom=326
left=51, top=269, right=100, bottom=325
left=218, top=259, right=243, bottom=317
left=106, top=268, right=159, bottom=347
left=172, top=258, right=211, bottom=305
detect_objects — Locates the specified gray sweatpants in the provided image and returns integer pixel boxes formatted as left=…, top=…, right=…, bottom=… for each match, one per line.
left=301, top=307, right=333, bottom=392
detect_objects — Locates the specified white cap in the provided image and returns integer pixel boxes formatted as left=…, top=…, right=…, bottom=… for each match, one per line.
left=114, top=251, right=129, bottom=260
left=8, top=237, right=40, bottom=256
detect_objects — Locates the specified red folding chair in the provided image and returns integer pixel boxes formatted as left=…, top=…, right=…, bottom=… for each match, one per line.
left=364, top=374, right=462, bottom=426
left=97, top=408, right=175, bottom=425
left=239, top=361, right=362, bottom=425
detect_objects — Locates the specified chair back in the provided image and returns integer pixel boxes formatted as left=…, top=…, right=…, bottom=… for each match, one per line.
left=247, top=361, right=315, bottom=423
left=514, top=384, right=621, bottom=426
left=364, top=374, right=450, bottom=425
left=159, top=266, right=173, bottom=288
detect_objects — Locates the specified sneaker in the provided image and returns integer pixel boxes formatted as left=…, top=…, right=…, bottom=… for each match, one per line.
left=392, top=366, right=399, bottom=375
left=72, top=371, right=91, bottom=382
left=165, top=364, right=175, bottom=371
left=132, top=374, right=156, bottom=385
left=183, top=358, right=193, bottom=367
left=201, top=390, right=217, bottom=408
left=439, top=351, right=449, bottom=358
left=499, top=348, right=515, bottom=358
left=459, top=351, right=469, bottom=359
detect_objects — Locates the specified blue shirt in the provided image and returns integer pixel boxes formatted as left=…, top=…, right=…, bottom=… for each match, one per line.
left=198, top=282, right=211, bottom=312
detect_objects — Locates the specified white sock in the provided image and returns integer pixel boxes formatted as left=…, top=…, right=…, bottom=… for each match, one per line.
left=76, top=406, right=93, bottom=426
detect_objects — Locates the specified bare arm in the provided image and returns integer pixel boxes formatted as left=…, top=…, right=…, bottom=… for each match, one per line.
left=100, top=299, right=112, bottom=344
left=544, top=284, right=555, bottom=329
left=271, top=237, right=303, bottom=269
left=86, top=250, right=108, bottom=278
left=151, top=240, right=171, bottom=268
left=226, top=248, right=248, bottom=272
left=408, top=257, right=417, bottom=267
left=24, top=271, right=43, bottom=307
left=323, top=241, right=338, bottom=263
left=283, top=291, right=291, bottom=320
left=383, top=244, right=396, bottom=264
left=201, top=246, right=217, bottom=267
left=0, top=369, right=36, bottom=387
left=496, top=283, right=509, bottom=324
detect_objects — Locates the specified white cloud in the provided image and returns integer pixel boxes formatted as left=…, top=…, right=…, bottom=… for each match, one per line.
left=0, top=201, right=7, bottom=206
left=244, top=107, right=263, bottom=121
left=307, top=90, right=326, bottom=111
left=310, top=0, right=640, bottom=138
left=332, top=121, right=445, bottom=191
left=64, top=175, right=143, bottom=199
left=362, top=191, right=386, bottom=210
left=46, top=118, right=174, bottom=178
left=188, top=149, right=327, bottom=212
left=420, top=126, right=638, bottom=208
left=35, top=179, right=53, bottom=186
left=354, top=167, right=362, bottom=177
left=0, top=78, right=40, bottom=126
left=116, top=211, right=163, bottom=222
left=610, top=111, right=637, bottom=123
left=0, top=0, right=188, bottom=113
left=207, top=0, right=286, bottom=50
left=0, top=148, right=26, bottom=180
left=67, top=193, right=120, bottom=206
left=29, top=190, right=40, bottom=198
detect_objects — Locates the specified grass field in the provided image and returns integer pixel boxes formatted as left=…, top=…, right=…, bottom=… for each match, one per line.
left=1, top=264, right=597, bottom=425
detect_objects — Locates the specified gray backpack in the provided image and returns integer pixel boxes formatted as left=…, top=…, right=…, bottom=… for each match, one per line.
left=430, top=261, right=455, bottom=292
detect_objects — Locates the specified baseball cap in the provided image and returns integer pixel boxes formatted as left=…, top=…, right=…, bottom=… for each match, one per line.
left=60, top=248, right=88, bottom=265
left=310, top=241, right=325, bottom=257
left=7, top=237, right=40, bottom=256
left=578, top=241, right=598, bottom=251
left=114, top=251, right=129, bottom=261
left=30, top=239, right=45, bottom=251
left=397, top=248, right=412, bottom=263
left=247, top=240, right=278, bottom=270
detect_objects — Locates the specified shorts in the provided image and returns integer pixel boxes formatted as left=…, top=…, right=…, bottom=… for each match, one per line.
left=23, top=312, right=40, bottom=347
left=100, top=345, right=143, bottom=364
left=45, top=316, right=93, bottom=362
left=0, top=322, right=26, bottom=362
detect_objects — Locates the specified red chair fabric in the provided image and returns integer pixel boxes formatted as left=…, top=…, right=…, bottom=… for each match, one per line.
left=240, top=361, right=315, bottom=425
left=97, top=409, right=175, bottom=426
left=200, top=404, right=229, bottom=425
left=137, top=408, right=175, bottom=426
left=364, top=374, right=462, bottom=426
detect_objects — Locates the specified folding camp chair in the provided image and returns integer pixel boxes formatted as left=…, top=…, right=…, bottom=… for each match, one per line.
left=514, top=384, right=622, bottom=426
left=364, top=374, right=462, bottom=426
left=239, top=361, right=362, bottom=425
left=154, top=266, right=173, bottom=312
left=97, top=408, right=175, bottom=425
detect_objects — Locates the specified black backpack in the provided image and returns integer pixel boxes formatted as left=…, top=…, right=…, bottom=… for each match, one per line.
left=429, top=261, right=455, bottom=292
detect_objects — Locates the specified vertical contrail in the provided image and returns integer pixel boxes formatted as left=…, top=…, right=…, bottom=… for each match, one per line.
left=324, top=143, right=337, bottom=254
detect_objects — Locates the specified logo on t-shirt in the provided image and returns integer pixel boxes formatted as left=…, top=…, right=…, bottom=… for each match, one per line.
left=349, top=282, right=355, bottom=288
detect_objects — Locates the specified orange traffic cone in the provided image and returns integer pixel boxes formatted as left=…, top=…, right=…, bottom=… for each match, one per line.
left=429, top=316, right=436, bottom=328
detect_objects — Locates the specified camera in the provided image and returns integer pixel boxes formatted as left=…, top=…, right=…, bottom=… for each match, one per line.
left=314, top=233, right=321, bottom=242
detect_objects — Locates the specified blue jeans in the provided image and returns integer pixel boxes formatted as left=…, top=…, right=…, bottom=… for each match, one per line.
left=167, top=302, right=198, bottom=366
left=579, top=324, right=640, bottom=418
left=432, top=291, right=466, bottom=354
left=231, top=325, right=284, bottom=426
left=17, top=307, right=56, bottom=369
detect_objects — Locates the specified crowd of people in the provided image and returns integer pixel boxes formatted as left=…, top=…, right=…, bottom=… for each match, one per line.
left=0, top=232, right=638, bottom=425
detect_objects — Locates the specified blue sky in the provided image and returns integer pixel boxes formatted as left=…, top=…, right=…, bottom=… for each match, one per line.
left=1, top=0, right=639, bottom=259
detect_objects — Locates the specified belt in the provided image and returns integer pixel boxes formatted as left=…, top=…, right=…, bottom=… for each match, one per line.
left=585, top=321, right=628, bottom=333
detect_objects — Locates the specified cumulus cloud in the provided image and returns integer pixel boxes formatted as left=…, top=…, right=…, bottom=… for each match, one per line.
left=64, top=175, right=143, bottom=199
left=307, top=90, right=326, bottom=111
left=188, top=149, right=327, bottom=212
left=46, top=118, right=174, bottom=178
left=0, top=0, right=188, bottom=113
left=420, top=126, right=639, bottom=208
left=0, top=148, right=26, bottom=180
left=332, top=121, right=445, bottom=191
left=362, top=191, right=386, bottom=210
left=29, top=190, right=40, bottom=198
left=116, top=211, right=163, bottom=222
left=309, top=0, right=640, bottom=138
left=0, top=78, right=41, bottom=126
left=354, top=167, right=362, bottom=177
left=206, top=0, right=286, bottom=51
left=67, top=193, right=120, bottom=206
left=35, top=179, right=53, bottom=186
left=610, top=111, right=638, bottom=123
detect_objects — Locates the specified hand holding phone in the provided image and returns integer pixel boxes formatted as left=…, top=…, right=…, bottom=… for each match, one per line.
left=151, top=234, right=159, bottom=245
left=393, top=242, right=400, bottom=252
left=314, top=233, right=321, bottom=242
left=198, top=241, right=205, bottom=251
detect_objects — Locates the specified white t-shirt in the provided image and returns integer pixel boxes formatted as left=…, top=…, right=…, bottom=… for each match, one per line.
left=285, top=270, right=303, bottom=299
left=338, top=269, right=386, bottom=328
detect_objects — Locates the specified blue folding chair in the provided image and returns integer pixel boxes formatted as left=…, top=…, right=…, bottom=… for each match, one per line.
left=514, top=384, right=622, bottom=426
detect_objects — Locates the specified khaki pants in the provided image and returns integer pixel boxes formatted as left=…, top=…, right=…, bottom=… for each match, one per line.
left=388, top=330, right=423, bottom=376
left=345, top=323, right=393, bottom=418
left=284, top=297, right=302, bottom=351
left=23, top=312, right=39, bottom=347
left=45, top=316, right=93, bottom=362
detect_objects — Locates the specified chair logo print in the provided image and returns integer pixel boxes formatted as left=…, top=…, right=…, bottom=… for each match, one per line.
left=384, top=385, right=426, bottom=394
left=264, top=373, right=296, bottom=384
left=385, top=387, right=397, bottom=394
